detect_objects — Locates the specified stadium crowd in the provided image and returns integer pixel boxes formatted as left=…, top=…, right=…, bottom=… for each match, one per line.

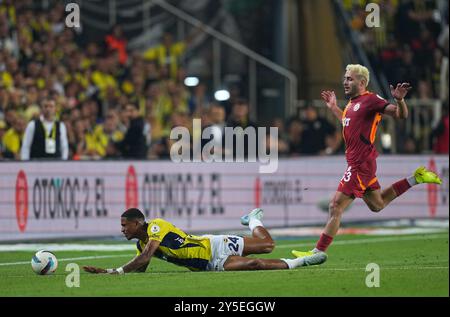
left=345, top=0, right=449, bottom=153
left=0, top=0, right=341, bottom=161
left=0, top=0, right=448, bottom=161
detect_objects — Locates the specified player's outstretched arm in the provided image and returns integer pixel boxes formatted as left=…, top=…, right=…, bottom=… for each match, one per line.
left=83, top=240, right=160, bottom=274
left=121, top=240, right=160, bottom=273
left=135, top=263, right=149, bottom=272
left=83, top=266, right=109, bottom=274
left=83, top=260, right=148, bottom=274
left=122, top=240, right=160, bottom=273
left=384, top=83, right=411, bottom=119
left=321, top=91, right=343, bottom=120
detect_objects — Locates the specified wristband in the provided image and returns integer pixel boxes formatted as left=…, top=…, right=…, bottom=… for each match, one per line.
left=116, top=267, right=125, bottom=275
left=395, top=98, right=404, bottom=102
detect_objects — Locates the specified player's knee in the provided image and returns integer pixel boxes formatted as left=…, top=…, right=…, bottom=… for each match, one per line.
left=368, top=203, right=384, bottom=213
left=262, top=241, right=275, bottom=253
left=248, top=259, right=264, bottom=270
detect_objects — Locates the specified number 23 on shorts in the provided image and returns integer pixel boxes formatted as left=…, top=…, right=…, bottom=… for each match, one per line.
left=341, top=166, right=352, bottom=182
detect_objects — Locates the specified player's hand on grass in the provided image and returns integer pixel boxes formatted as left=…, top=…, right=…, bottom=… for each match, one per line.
left=390, top=83, right=412, bottom=101
left=83, top=266, right=108, bottom=274
left=321, top=91, right=337, bottom=109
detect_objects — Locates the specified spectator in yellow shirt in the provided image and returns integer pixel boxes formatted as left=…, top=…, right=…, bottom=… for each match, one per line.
left=0, top=0, right=16, bottom=27
left=94, top=109, right=124, bottom=157
left=91, top=58, right=118, bottom=98
left=72, top=118, right=101, bottom=160
left=143, top=32, right=187, bottom=80
left=2, top=113, right=26, bottom=159
left=0, top=119, right=6, bottom=159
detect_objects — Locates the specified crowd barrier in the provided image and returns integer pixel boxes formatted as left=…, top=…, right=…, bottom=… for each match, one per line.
left=0, top=156, right=448, bottom=241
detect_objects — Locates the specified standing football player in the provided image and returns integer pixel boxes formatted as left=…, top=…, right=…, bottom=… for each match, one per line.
left=291, top=64, right=442, bottom=265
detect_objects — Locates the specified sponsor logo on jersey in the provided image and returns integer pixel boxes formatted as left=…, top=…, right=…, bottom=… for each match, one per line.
left=151, top=224, right=160, bottom=234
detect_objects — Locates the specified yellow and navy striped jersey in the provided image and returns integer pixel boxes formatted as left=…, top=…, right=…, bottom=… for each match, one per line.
left=136, top=218, right=212, bottom=271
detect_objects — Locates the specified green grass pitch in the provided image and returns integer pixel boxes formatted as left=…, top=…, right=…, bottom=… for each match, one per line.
left=0, top=233, right=448, bottom=297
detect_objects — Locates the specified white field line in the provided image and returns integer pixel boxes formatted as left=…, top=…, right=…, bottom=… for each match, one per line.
left=216, top=266, right=450, bottom=272
left=0, top=233, right=448, bottom=253
left=0, top=244, right=134, bottom=252
left=0, top=233, right=448, bottom=267
left=2, top=265, right=448, bottom=278
left=276, top=233, right=449, bottom=249
left=0, top=254, right=131, bottom=266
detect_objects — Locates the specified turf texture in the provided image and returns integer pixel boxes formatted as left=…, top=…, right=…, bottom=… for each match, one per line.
left=0, top=233, right=448, bottom=297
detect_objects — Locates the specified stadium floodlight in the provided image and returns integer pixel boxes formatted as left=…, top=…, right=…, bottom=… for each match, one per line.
left=214, top=89, right=230, bottom=101
left=184, top=77, right=200, bottom=87
left=381, top=133, right=392, bottom=149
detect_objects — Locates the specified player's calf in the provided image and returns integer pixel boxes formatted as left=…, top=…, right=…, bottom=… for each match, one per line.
left=329, top=201, right=339, bottom=216
left=224, top=256, right=290, bottom=270
left=328, top=200, right=345, bottom=222
left=247, top=258, right=265, bottom=270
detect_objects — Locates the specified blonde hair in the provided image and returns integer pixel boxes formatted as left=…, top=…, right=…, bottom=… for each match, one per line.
left=346, top=64, right=370, bottom=87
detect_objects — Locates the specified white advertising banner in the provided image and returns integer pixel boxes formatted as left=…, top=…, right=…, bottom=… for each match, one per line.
left=0, top=156, right=448, bottom=241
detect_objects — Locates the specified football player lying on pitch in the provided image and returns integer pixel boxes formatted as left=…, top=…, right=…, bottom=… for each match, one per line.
left=83, top=207, right=314, bottom=274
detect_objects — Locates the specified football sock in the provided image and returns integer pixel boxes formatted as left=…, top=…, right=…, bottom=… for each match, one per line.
left=406, top=176, right=418, bottom=187
left=249, top=218, right=263, bottom=232
left=392, top=178, right=412, bottom=196
left=281, top=257, right=304, bottom=269
left=316, top=233, right=333, bottom=252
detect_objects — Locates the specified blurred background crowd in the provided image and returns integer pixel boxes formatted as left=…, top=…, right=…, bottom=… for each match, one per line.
left=0, top=0, right=448, bottom=161
left=345, top=0, right=448, bottom=154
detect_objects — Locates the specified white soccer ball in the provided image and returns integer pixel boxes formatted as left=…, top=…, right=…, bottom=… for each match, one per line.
left=31, top=250, right=58, bottom=275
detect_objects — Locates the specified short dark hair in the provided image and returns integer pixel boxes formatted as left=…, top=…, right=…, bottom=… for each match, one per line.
left=121, top=208, right=145, bottom=220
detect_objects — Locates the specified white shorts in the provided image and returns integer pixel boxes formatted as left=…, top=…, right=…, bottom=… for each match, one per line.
left=206, top=235, right=245, bottom=271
